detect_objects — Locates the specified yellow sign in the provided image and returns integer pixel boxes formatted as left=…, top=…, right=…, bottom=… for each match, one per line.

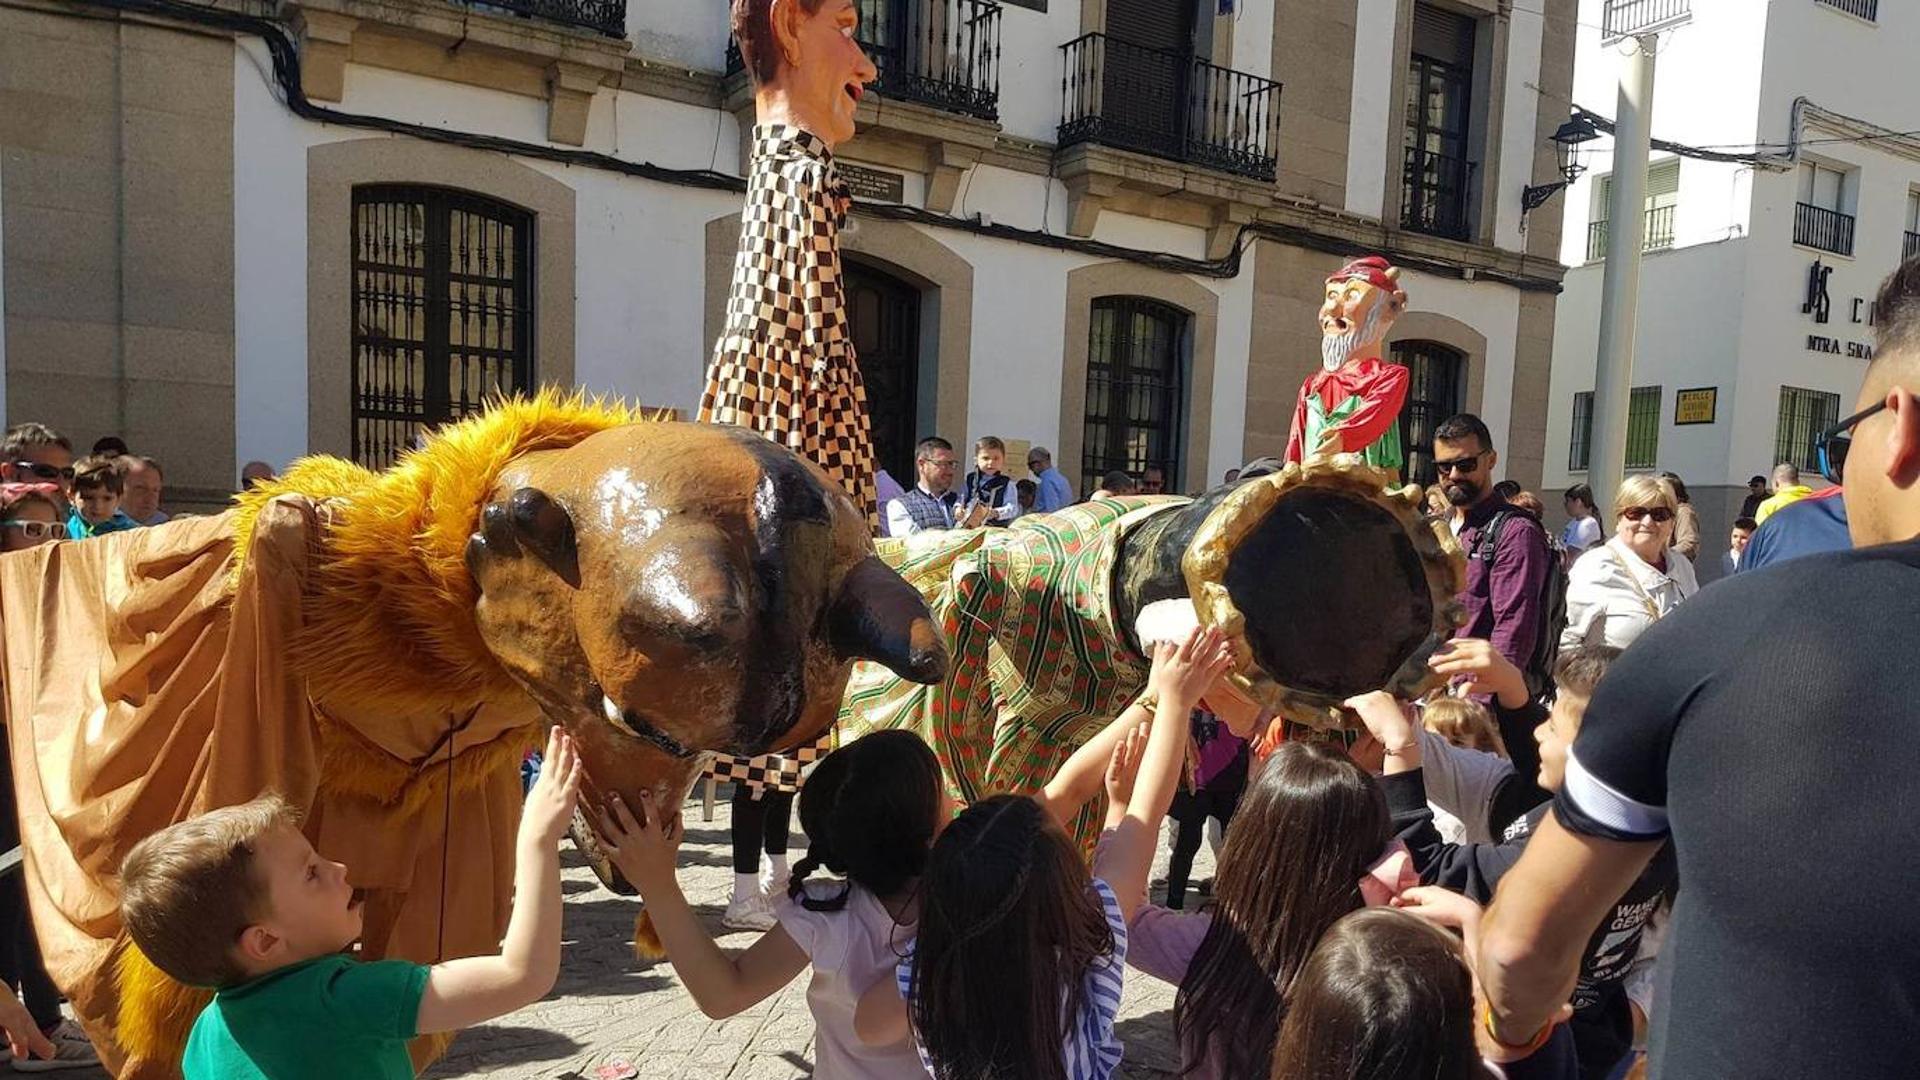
left=1674, top=387, right=1717, bottom=426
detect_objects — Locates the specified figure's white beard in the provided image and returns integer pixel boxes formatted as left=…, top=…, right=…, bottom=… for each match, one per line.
left=1321, top=303, right=1385, bottom=372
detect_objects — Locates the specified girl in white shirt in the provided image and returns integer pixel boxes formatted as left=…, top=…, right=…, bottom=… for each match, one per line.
left=1562, top=475, right=1699, bottom=651
left=1560, top=483, right=1604, bottom=566
left=598, top=731, right=949, bottom=1079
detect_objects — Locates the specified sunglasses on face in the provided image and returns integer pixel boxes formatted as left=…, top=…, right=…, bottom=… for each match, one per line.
left=1815, top=400, right=1888, bottom=485
left=1432, top=453, right=1484, bottom=476
left=1621, top=506, right=1675, bottom=523
left=10, top=461, right=74, bottom=482
left=1, top=520, right=67, bottom=540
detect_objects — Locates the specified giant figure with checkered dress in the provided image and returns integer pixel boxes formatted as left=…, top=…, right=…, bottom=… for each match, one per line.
left=697, top=0, right=883, bottom=929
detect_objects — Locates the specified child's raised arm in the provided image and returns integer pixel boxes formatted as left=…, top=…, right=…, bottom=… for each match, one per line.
left=415, top=726, right=579, bottom=1034
left=1035, top=693, right=1155, bottom=829
left=1095, top=626, right=1234, bottom=921
left=596, top=792, right=808, bottom=1019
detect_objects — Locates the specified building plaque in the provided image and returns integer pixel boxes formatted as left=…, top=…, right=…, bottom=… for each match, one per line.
left=1673, top=387, right=1717, bottom=426
left=839, top=163, right=906, bottom=204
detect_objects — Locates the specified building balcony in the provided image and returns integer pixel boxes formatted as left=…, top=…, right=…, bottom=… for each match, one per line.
left=1794, top=202, right=1856, bottom=257
left=1585, top=204, right=1676, bottom=261
left=1400, top=146, right=1474, bottom=242
left=726, top=0, right=1001, bottom=121
left=1815, top=0, right=1878, bottom=21
left=1601, top=0, right=1691, bottom=42
left=1056, top=33, right=1281, bottom=183
left=1904, top=230, right=1919, bottom=263
left=466, top=0, right=624, bottom=37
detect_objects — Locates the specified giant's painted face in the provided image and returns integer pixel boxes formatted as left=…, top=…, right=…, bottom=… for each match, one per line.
left=1317, top=272, right=1405, bottom=372
left=463, top=423, right=944, bottom=885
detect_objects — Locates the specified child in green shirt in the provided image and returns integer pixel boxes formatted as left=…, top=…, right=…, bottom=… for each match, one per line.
left=118, top=727, right=583, bottom=1079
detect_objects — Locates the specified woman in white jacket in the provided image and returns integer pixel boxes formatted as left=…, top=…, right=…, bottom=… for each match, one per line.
left=1561, top=474, right=1699, bottom=651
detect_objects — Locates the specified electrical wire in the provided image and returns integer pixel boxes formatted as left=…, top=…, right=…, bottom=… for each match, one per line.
left=7, top=0, right=1566, bottom=292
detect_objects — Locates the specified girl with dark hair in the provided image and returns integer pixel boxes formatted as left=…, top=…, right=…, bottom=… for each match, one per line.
left=1269, top=906, right=1577, bottom=1080
left=1103, top=737, right=1415, bottom=1078
left=858, top=627, right=1235, bottom=1080
left=597, top=730, right=946, bottom=1078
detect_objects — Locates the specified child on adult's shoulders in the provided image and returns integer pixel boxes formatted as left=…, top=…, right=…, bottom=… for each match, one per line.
left=118, top=727, right=583, bottom=1080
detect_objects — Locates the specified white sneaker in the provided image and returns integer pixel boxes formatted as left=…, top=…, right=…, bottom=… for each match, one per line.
left=759, top=866, right=791, bottom=899
left=12, top=1018, right=100, bottom=1072
left=722, top=890, right=777, bottom=932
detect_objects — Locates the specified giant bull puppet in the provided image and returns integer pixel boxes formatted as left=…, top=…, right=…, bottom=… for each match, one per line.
left=0, top=393, right=1461, bottom=1077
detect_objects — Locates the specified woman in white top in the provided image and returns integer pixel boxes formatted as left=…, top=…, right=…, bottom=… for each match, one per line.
left=1559, top=472, right=1697, bottom=645
left=1561, top=474, right=1699, bottom=651
left=1560, top=483, right=1604, bottom=567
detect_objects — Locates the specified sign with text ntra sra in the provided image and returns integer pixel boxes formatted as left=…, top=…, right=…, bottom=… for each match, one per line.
left=1802, top=257, right=1876, bottom=361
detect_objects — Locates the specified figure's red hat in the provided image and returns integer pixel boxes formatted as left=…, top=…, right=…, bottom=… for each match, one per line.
left=1327, top=255, right=1400, bottom=292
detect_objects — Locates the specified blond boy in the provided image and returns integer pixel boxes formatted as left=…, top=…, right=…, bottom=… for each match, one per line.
left=119, top=728, right=581, bottom=1079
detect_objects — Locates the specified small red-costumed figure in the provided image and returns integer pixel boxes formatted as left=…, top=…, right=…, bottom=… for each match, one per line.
left=1284, top=256, right=1411, bottom=479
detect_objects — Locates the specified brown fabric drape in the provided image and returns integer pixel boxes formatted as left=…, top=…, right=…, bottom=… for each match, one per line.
left=1, top=499, right=532, bottom=1077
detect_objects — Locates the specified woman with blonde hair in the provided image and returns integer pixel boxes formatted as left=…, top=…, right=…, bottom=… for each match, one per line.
left=1561, top=475, right=1698, bottom=650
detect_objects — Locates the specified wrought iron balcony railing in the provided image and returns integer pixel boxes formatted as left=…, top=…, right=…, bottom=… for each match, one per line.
left=1057, top=33, right=1280, bottom=183
left=1816, top=0, right=1878, bottom=21
left=725, top=0, right=1001, bottom=122
left=1586, top=204, right=1676, bottom=260
left=1401, top=145, right=1474, bottom=241
left=465, top=0, right=624, bottom=37
left=1794, top=202, right=1856, bottom=257
left=1601, top=0, right=1691, bottom=42
left=1904, top=230, right=1920, bottom=263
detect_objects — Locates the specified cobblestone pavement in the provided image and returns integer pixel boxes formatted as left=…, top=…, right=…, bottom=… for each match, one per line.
left=424, top=793, right=1216, bottom=1080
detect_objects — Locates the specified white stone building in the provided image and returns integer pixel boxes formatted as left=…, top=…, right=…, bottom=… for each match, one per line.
left=2, top=0, right=1576, bottom=510
left=1546, top=0, right=1912, bottom=573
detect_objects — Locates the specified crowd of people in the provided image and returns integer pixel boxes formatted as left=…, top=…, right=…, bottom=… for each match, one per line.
left=2, top=0, right=1912, bottom=1073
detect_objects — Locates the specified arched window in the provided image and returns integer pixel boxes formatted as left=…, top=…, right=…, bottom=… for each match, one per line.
left=351, top=185, right=534, bottom=469
left=1083, top=297, right=1186, bottom=492
left=1391, top=340, right=1466, bottom=486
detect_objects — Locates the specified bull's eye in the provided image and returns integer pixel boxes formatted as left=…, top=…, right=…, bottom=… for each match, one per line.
left=602, top=694, right=645, bottom=739
left=598, top=694, right=698, bottom=759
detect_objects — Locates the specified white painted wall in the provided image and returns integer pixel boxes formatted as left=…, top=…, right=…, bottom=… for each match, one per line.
left=994, top=2, right=1088, bottom=146
left=234, top=39, right=325, bottom=469
left=1397, top=268, right=1520, bottom=467
left=630, top=0, right=732, bottom=72
left=1493, top=2, right=1543, bottom=251
left=1229, top=0, right=1275, bottom=82
left=1208, top=261, right=1253, bottom=482
left=1345, top=0, right=1397, bottom=218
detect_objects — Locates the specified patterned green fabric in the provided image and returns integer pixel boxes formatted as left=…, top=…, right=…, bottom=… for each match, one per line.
left=840, top=498, right=1182, bottom=834
left=1307, top=391, right=1403, bottom=472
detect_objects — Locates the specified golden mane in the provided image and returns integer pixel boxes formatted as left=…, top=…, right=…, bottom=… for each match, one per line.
left=231, top=389, right=646, bottom=716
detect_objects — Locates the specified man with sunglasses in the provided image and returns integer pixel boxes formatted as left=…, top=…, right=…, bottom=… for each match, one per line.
left=1476, top=259, right=1920, bottom=1079
left=0, top=423, right=74, bottom=500
left=1433, top=413, right=1555, bottom=694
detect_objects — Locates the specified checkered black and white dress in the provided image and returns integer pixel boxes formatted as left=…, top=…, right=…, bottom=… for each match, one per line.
left=700, top=124, right=873, bottom=794
left=701, top=123, right=877, bottom=530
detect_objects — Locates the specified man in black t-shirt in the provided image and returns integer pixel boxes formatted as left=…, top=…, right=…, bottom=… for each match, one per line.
left=1476, top=259, right=1920, bottom=1077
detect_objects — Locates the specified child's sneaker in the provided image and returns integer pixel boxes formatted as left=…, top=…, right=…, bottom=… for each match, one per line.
left=12, top=1018, right=101, bottom=1072
left=722, top=890, right=777, bottom=932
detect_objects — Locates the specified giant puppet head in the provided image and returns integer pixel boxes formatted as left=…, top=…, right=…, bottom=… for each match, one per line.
left=463, top=420, right=947, bottom=883
left=1319, top=256, right=1408, bottom=372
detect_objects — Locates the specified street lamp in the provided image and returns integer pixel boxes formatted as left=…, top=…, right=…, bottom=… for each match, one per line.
left=1522, top=114, right=1602, bottom=214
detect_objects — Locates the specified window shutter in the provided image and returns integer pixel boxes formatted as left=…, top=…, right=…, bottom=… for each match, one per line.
left=1412, top=3, right=1475, bottom=65
left=1106, top=0, right=1192, bottom=52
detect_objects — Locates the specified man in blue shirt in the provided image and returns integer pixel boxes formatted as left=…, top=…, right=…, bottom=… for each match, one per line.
left=1026, top=446, right=1075, bottom=513
left=1737, top=485, right=1849, bottom=572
